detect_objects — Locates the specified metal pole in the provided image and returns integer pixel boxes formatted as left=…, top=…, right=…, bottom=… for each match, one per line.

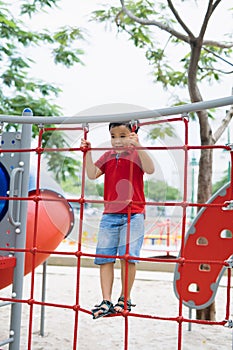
left=190, top=166, right=195, bottom=220
left=0, top=95, right=233, bottom=124
left=190, top=156, right=198, bottom=220
left=188, top=307, right=192, bottom=331
left=40, top=260, right=47, bottom=337
left=227, top=127, right=231, bottom=181
left=9, top=108, right=32, bottom=350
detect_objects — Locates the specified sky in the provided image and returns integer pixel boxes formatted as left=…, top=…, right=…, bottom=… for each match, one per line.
left=8, top=0, right=233, bottom=117
left=30, top=1, right=169, bottom=115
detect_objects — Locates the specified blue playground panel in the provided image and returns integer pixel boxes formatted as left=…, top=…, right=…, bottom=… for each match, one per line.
left=0, top=162, right=9, bottom=221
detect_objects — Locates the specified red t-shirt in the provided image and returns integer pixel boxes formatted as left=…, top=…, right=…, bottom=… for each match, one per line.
left=95, top=149, right=145, bottom=214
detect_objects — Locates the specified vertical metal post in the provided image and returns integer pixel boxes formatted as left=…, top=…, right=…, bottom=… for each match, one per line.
left=40, top=260, right=47, bottom=336
left=190, top=156, right=198, bottom=220
left=188, top=307, right=192, bottom=331
left=9, top=108, right=33, bottom=350
left=227, top=127, right=231, bottom=181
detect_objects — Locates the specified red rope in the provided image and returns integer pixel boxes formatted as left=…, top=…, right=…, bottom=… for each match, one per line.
left=0, top=119, right=232, bottom=349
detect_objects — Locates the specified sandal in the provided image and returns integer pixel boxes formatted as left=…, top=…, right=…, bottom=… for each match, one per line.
left=92, top=300, right=115, bottom=319
left=114, top=296, right=136, bottom=312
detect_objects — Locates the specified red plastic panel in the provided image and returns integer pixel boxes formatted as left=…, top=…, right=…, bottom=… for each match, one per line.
left=174, top=183, right=233, bottom=309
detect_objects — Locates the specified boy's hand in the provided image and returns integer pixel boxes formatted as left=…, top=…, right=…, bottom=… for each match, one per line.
left=128, top=132, right=140, bottom=147
left=80, top=138, right=91, bottom=149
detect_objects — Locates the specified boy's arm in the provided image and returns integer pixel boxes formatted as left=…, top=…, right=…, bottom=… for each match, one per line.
left=137, top=148, right=155, bottom=174
left=80, top=139, right=103, bottom=179
left=129, top=133, right=155, bottom=174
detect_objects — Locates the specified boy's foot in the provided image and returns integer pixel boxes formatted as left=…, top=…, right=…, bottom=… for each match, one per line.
left=92, top=300, right=115, bottom=319
left=114, top=296, right=136, bottom=313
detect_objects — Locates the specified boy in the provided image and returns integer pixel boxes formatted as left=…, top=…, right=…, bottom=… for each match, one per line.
left=80, top=121, right=154, bottom=319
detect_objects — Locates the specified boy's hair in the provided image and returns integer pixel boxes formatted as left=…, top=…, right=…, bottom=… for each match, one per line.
left=109, top=120, right=140, bottom=134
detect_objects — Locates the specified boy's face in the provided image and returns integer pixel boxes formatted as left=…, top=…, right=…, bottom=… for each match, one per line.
left=109, top=125, right=131, bottom=152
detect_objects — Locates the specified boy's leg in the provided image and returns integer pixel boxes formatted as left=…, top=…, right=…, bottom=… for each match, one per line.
left=93, top=262, right=114, bottom=318
left=115, top=213, right=144, bottom=312
left=93, top=214, right=120, bottom=318
left=120, top=260, right=136, bottom=299
left=100, top=262, right=114, bottom=301
left=114, top=261, right=136, bottom=312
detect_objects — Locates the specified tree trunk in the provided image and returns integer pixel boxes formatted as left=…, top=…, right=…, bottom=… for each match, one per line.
left=195, top=110, right=216, bottom=320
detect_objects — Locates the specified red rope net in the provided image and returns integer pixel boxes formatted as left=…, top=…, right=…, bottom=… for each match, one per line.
left=0, top=116, right=232, bottom=350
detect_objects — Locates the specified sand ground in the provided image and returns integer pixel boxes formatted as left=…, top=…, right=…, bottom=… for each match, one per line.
left=0, top=265, right=232, bottom=350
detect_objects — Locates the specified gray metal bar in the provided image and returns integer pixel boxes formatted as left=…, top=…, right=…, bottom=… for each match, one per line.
left=0, top=95, right=233, bottom=125
left=0, top=337, right=14, bottom=347
left=0, top=301, right=13, bottom=307
left=8, top=167, right=24, bottom=227
left=188, top=307, right=192, bottom=331
left=9, top=108, right=33, bottom=350
left=39, top=260, right=48, bottom=337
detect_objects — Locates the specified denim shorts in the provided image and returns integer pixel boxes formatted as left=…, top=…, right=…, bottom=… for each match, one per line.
left=94, top=213, right=144, bottom=265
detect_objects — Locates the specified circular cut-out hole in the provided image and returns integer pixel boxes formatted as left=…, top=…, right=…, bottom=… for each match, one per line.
left=199, top=264, right=211, bottom=271
left=188, top=283, right=199, bottom=293
left=196, top=236, right=208, bottom=245
left=220, top=229, right=232, bottom=239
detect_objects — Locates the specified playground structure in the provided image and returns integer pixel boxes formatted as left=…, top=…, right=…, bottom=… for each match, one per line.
left=0, top=110, right=74, bottom=349
left=143, top=218, right=183, bottom=255
left=0, top=96, right=232, bottom=350
left=174, top=181, right=233, bottom=310
left=0, top=188, right=74, bottom=291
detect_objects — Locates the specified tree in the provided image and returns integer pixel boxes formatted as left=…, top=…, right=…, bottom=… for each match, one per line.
left=144, top=179, right=181, bottom=201
left=91, top=0, right=233, bottom=320
left=0, top=0, right=85, bottom=181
